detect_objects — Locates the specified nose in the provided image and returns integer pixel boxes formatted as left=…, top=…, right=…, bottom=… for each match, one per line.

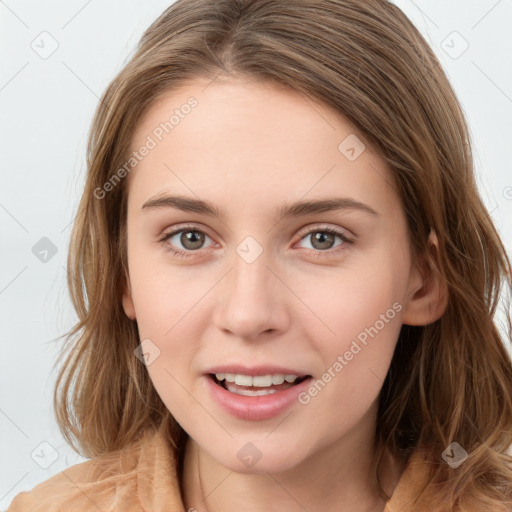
left=212, top=251, right=290, bottom=340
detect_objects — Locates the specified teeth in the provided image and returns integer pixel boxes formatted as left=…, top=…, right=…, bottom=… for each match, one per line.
left=235, top=374, right=253, bottom=386
left=214, top=372, right=301, bottom=387
left=252, top=375, right=274, bottom=388
left=226, top=386, right=279, bottom=396
left=271, top=375, right=285, bottom=385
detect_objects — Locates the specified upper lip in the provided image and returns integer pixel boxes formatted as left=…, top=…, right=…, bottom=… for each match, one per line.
left=206, top=364, right=311, bottom=377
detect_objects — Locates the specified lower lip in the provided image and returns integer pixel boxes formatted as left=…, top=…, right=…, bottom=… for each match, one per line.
left=204, top=374, right=313, bottom=421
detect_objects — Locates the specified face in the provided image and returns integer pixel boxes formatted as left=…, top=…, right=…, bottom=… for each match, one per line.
left=121, top=77, right=427, bottom=473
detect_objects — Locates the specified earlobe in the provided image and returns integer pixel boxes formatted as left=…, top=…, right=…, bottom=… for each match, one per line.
left=121, top=273, right=137, bottom=320
left=401, top=230, right=448, bottom=326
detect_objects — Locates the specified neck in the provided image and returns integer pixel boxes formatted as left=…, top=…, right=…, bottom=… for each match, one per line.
left=179, top=406, right=405, bottom=512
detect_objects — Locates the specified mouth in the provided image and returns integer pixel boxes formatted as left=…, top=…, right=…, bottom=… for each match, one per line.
left=205, top=371, right=315, bottom=420
left=208, top=373, right=312, bottom=396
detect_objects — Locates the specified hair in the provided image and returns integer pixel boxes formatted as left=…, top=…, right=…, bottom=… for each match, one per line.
left=53, top=0, right=512, bottom=510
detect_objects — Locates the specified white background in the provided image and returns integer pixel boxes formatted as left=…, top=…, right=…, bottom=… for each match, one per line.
left=1, top=0, right=511, bottom=508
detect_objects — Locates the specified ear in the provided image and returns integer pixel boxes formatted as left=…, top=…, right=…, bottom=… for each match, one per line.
left=121, top=271, right=137, bottom=320
left=401, top=229, right=448, bottom=326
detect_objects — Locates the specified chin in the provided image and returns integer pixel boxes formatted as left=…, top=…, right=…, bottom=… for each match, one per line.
left=211, top=443, right=309, bottom=475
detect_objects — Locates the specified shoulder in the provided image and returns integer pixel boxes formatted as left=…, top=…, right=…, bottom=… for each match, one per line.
left=7, top=425, right=182, bottom=512
left=384, top=445, right=512, bottom=512
left=7, top=456, right=125, bottom=511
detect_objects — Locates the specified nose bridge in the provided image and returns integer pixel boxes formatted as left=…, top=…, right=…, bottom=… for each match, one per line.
left=213, top=241, right=288, bottom=338
left=231, top=248, right=273, bottom=300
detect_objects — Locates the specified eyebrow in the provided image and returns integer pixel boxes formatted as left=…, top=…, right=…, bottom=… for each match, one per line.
left=141, top=194, right=378, bottom=219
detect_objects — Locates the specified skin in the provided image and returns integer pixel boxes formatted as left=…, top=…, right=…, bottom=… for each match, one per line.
left=122, top=77, right=447, bottom=512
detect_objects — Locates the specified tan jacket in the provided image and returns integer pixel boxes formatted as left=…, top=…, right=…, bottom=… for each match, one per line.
left=6, top=421, right=444, bottom=512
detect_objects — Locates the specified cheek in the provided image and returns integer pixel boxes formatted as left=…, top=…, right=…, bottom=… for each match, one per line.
left=126, top=241, right=210, bottom=339
left=126, top=250, right=218, bottom=406
left=127, top=261, right=208, bottom=416
left=297, top=270, right=404, bottom=430
left=295, top=248, right=407, bottom=401
left=299, top=250, right=406, bottom=344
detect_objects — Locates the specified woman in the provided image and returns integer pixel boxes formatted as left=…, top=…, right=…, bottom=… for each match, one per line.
left=9, top=1, right=512, bottom=510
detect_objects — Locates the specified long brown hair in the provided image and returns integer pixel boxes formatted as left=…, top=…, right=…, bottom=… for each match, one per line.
left=54, top=0, right=512, bottom=509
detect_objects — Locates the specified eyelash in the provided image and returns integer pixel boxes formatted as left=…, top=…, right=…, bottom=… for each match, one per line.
left=158, top=224, right=353, bottom=259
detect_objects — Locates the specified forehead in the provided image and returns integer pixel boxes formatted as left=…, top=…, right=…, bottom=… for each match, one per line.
left=126, top=78, right=399, bottom=219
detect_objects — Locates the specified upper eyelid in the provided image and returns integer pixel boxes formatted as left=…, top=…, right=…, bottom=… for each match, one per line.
left=296, top=224, right=352, bottom=239
left=161, top=224, right=215, bottom=241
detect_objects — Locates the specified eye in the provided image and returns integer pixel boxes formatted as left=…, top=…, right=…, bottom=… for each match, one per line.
left=159, top=224, right=353, bottom=259
left=159, top=225, right=214, bottom=258
left=295, top=226, right=353, bottom=255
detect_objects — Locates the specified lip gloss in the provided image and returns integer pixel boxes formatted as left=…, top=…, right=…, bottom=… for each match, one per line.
left=204, top=374, right=313, bottom=421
